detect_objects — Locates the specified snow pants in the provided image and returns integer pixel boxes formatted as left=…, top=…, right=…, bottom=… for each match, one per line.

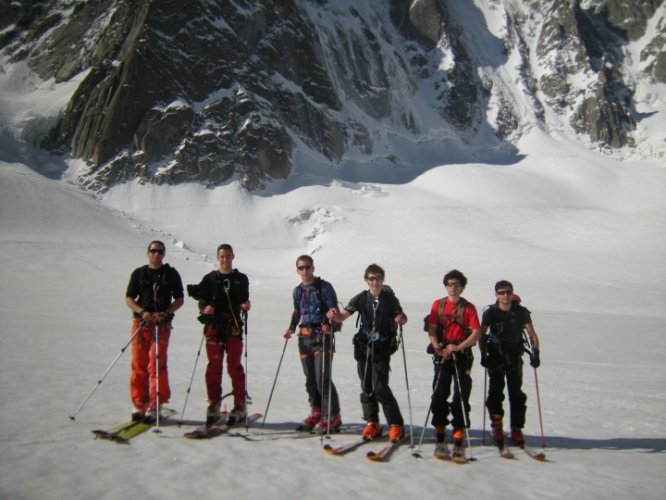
left=430, top=352, right=473, bottom=429
left=204, top=324, right=246, bottom=410
left=130, top=318, right=171, bottom=410
left=298, top=331, right=340, bottom=416
left=354, top=342, right=403, bottom=426
left=486, top=358, right=527, bottom=428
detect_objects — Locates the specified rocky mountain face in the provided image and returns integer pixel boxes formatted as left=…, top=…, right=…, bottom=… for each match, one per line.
left=1, top=0, right=663, bottom=191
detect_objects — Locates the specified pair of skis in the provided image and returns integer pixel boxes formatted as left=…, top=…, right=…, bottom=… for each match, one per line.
left=183, top=412, right=262, bottom=439
left=494, top=437, right=547, bottom=461
left=92, top=409, right=262, bottom=443
left=324, top=434, right=410, bottom=462
left=434, top=441, right=469, bottom=464
left=92, top=408, right=177, bottom=444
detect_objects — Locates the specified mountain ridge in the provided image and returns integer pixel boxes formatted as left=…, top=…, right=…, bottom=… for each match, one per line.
left=1, top=0, right=663, bottom=191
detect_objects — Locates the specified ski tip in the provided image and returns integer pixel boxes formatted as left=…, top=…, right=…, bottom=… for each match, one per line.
left=92, top=430, right=130, bottom=444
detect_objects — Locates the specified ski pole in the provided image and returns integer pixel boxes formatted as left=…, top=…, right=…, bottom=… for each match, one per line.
left=319, top=329, right=328, bottom=445
left=523, top=332, right=546, bottom=448
left=412, top=358, right=444, bottom=458
left=261, top=337, right=289, bottom=428
left=243, top=310, right=249, bottom=431
left=482, top=367, right=488, bottom=445
left=324, top=328, right=336, bottom=441
left=152, top=283, right=162, bottom=434
left=399, top=325, right=414, bottom=447
left=179, top=333, right=205, bottom=426
left=453, top=353, right=474, bottom=461
left=153, top=323, right=162, bottom=433
left=69, top=321, right=144, bottom=421
left=533, top=365, right=546, bottom=448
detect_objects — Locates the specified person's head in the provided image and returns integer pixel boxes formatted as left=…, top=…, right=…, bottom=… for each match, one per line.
left=443, top=269, right=467, bottom=294
left=217, top=243, right=235, bottom=271
left=364, top=263, right=385, bottom=292
left=146, top=240, right=166, bottom=268
left=494, top=280, right=514, bottom=305
left=295, top=255, right=314, bottom=282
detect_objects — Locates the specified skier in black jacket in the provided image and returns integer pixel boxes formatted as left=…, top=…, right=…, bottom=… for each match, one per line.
left=479, top=280, right=540, bottom=446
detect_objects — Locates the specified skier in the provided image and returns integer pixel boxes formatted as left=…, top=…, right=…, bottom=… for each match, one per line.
left=328, top=264, right=408, bottom=443
left=125, top=241, right=184, bottom=423
left=284, top=255, right=342, bottom=432
left=426, top=269, right=481, bottom=454
left=192, top=244, right=251, bottom=426
left=479, top=280, right=540, bottom=446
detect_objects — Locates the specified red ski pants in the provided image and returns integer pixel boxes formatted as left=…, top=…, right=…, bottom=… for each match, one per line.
left=204, top=324, right=245, bottom=409
left=130, top=319, right=171, bottom=410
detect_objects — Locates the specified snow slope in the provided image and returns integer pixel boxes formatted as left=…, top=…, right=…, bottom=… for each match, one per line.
left=1, top=139, right=665, bottom=499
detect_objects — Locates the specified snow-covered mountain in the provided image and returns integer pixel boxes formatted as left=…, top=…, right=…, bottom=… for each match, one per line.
left=1, top=0, right=664, bottom=191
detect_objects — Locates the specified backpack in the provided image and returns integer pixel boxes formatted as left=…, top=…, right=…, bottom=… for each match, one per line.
left=483, top=301, right=528, bottom=356
left=423, top=297, right=470, bottom=353
left=423, top=297, right=470, bottom=336
left=296, top=277, right=342, bottom=333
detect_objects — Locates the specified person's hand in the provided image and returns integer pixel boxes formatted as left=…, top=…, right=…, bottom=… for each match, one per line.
left=530, top=348, right=540, bottom=368
left=284, top=329, right=294, bottom=340
left=326, top=309, right=340, bottom=322
left=445, top=343, right=459, bottom=354
left=394, top=313, right=407, bottom=325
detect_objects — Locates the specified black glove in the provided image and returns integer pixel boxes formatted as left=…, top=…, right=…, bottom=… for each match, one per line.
left=480, top=354, right=490, bottom=368
left=530, top=348, right=540, bottom=368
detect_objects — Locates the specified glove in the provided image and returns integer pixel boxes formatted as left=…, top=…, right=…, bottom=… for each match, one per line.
left=530, top=348, right=540, bottom=368
left=480, top=354, right=490, bottom=368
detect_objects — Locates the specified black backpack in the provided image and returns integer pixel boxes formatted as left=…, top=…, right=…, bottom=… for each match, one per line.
left=484, top=302, right=527, bottom=356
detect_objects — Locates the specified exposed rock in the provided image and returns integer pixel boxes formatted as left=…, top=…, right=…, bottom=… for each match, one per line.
left=1, top=0, right=661, bottom=191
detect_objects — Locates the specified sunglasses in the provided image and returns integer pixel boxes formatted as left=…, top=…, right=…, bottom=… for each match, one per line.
left=366, top=276, right=384, bottom=282
left=496, top=290, right=513, bottom=296
left=149, top=248, right=165, bottom=254
left=445, top=282, right=462, bottom=288
left=297, top=265, right=312, bottom=271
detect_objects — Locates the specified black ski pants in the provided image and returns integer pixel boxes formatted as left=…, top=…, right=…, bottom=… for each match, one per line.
left=430, top=353, right=473, bottom=430
left=486, top=357, right=527, bottom=428
left=355, top=343, right=403, bottom=426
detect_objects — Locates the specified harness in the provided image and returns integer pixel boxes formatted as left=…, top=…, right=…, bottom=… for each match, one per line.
left=292, top=277, right=340, bottom=333
left=205, top=270, right=244, bottom=343
left=434, top=297, right=471, bottom=344
left=137, top=264, right=172, bottom=313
